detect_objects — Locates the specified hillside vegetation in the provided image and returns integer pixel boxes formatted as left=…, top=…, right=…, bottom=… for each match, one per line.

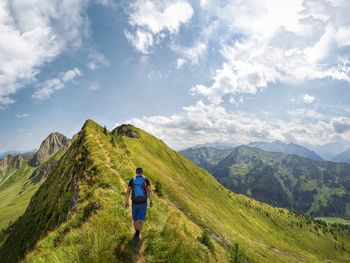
left=182, top=145, right=350, bottom=219
left=1, top=120, right=350, bottom=262
left=0, top=160, right=36, bottom=231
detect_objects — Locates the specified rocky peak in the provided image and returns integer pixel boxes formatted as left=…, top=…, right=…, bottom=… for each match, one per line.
left=0, top=154, right=24, bottom=169
left=30, top=132, right=70, bottom=166
left=112, top=124, right=140, bottom=138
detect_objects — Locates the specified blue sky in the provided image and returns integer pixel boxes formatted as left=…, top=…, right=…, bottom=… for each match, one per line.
left=1, top=0, right=350, bottom=153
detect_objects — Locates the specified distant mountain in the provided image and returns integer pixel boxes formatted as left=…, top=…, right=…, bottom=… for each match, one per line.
left=0, top=132, right=70, bottom=233
left=180, top=146, right=232, bottom=172
left=0, top=150, right=36, bottom=160
left=247, top=140, right=323, bottom=161
left=0, top=154, right=25, bottom=170
left=309, top=141, right=350, bottom=160
left=188, top=142, right=237, bottom=149
left=333, top=148, right=350, bottom=164
left=29, top=132, right=70, bottom=166
left=210, top=146, right=350, bottom=219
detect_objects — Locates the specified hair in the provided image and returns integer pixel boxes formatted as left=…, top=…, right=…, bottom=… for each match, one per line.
left=136, top=167, right=143, bottom=174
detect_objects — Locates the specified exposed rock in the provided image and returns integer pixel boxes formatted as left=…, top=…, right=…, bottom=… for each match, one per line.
left=29, top=159, right=58, bottom=183
left=0, top=154, right=24, bottom=170
left=112, top=124, right=140, bottom=138
left=30, top=132, right=70, bottom=166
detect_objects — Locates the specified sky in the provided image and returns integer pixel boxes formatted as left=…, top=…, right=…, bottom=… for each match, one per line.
left=1, top=0, right=350, bottom=153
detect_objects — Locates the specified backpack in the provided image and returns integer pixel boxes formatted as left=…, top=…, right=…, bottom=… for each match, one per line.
left=132, top=176, right=147, bottom=203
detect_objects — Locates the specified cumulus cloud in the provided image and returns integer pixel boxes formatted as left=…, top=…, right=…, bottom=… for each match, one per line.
left=192, top=0, right=350, bottom=103
left=125, top=0, right=193, bottom=54
left=0, top=0, right=88, bottom=106
left=118, top=0, right=350, bottom=148
left=32, top=68, right=82, bottom=100
left=121, top=100, right=349, bottom=149
left=118, top=101, right=282, bottom=149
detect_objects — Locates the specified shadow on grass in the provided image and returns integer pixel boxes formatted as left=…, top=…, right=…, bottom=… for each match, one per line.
left=114, top=235, right=144, bottom=263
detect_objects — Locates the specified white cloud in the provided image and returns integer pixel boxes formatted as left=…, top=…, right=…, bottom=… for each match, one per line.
left=176, top=58, right=187, bottom=69
left=0, top=0, right=88, bottom=106
left=173, top=42, right=206, bottom=68
left=119, top=101, right=281, bottom=149
left=118, top=0, right=350, bottom=148
left=121, top=100, right=350, bottom=149
left=303, top=94, right=316, bottom=104
left=287, top=108, right=324, bottom=120
left=191, top=63, right=261, bottom=104
left=87, top=50, right=110, bottom=71
left=192, top=0, right=350, bottom=103
left=124, top=29, right=154, bottom=54
left=16, top=113, right=28, bottom=118
left=125, top=0, right=193, bottom=54
left=32, top=68, right=82, bottom=100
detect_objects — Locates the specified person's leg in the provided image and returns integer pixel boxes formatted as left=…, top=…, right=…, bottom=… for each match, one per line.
left=135, top=220, right=143, bottom=231
left=134, top=203, right=147, bottom=238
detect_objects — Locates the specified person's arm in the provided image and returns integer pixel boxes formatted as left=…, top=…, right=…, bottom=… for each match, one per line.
left=125, top=186, right=131, bottom=208
left=147, top=182, right=153, bottom=207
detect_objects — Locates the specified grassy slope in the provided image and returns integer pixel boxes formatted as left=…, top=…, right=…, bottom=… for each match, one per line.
left=2, top=120, right=225, bottom=263
left=0, top=162, right=36, bottom=231
left=123, top=126, right=350, bottom=262
left=1, top=120, right=350, bottom=262
left=0, top=147, right=68, bottom=233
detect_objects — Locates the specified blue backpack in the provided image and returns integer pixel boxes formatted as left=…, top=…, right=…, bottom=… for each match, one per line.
left=132, top=176, right=147, bottom=203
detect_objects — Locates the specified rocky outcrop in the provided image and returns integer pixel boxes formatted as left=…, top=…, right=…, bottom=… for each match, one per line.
left=29, top=159, right=58, bottom=183
left=0, top=154, right=24, bottom=170
left=112, top=124, right=140, bottom=138
left=30, top=132, right=70, bottom=166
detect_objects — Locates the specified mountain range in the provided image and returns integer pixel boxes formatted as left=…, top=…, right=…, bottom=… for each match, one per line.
left=181, top=145, right=350, bottom=220
left=1, top=120, right=349, bottom=262
left=247, top=141, right=323, bottom=161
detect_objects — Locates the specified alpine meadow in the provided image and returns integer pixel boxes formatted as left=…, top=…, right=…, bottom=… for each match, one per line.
left=2, top=0, right=350, bottom=262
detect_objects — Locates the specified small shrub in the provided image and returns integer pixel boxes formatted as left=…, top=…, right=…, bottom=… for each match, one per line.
left=198, top=230, right=214, bottom=252
left=111, top=137, right=116, bottom=147
left=103, top=126, right=108, bottom=135
left=82, top=201, right=101, bottom=221
left=228, top=242, right=249, bottom=263
left=154, top=181, right=163, bottom=196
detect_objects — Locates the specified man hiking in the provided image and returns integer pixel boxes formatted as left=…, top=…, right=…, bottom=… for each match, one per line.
left=125, top=167, right=153, bottom=240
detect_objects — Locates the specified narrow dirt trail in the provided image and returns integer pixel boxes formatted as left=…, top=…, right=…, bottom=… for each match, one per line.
left=136, top=241, right=146, bottom=263
left=95, top=135, right=127, bottom=188
left=95, top=134, right=148, bottom=262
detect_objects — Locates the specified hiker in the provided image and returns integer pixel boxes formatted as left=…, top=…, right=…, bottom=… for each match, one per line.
left=124, top=167, right=153, bottom=240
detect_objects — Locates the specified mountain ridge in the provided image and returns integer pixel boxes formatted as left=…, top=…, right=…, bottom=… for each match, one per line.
left=333, top=148, right=350, bottom=164
left=1, top=120, right=350, bottom=262
left=247, top=140, right=323, bottom=161
left=205, top=145, right=350, bottom=219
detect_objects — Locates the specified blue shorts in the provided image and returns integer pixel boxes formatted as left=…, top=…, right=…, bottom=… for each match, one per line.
left=132, top=203, right=147, bottom=221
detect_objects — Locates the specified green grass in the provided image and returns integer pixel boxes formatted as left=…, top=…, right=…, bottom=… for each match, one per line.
left=0, top=162, right=36, bottom=231
left=1, top=120, right=350, bottom=262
